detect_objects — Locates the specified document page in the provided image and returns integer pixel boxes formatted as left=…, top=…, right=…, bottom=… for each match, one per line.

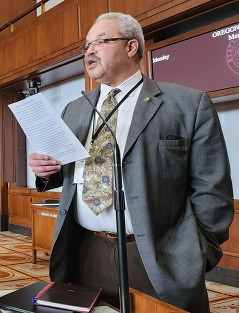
left=8, top=93, right=89, bottom=165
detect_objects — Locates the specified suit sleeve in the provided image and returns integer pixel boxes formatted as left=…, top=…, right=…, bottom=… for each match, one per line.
left=190, top=92, right=234, bottom=246
left=36, top=170, right=63, bottom=192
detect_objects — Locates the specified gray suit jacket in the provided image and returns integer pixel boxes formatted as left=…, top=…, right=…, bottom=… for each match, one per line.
left=36, top=75, right=234, bottom=313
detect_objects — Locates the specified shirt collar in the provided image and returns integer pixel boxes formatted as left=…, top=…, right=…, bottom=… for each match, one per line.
left=99, top=70, right=142, bottom=101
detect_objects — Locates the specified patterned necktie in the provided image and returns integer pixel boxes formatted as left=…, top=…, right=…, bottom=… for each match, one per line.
left=82, top=88, right=121, bottom=215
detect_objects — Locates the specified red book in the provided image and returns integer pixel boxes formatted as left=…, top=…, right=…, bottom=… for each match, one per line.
left=32, top=282, right=101, bottom=312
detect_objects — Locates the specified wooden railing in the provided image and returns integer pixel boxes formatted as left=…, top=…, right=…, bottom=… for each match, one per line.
left=0, top=0, right=49, bottom=33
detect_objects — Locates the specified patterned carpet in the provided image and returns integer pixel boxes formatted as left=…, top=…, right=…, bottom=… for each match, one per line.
left=0, top=231, right=49, bottom=295
left=0, top=231, right=239, bottom=312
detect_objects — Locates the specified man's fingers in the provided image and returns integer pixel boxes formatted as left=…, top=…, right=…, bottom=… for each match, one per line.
left=29, top=152, right=61, bottom=177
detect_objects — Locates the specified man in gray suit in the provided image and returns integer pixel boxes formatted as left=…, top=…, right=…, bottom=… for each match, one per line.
left=29, top=12, right=234, bottom=313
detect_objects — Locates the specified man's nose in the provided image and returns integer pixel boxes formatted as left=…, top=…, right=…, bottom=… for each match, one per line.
left=85, top=44, right=95, bottom=56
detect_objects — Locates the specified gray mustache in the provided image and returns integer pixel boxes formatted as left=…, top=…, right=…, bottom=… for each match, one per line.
left=85, top=56, right=100, bottom=62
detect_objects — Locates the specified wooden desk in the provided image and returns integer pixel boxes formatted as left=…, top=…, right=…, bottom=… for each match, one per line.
left=31, top=204, right=58, bottom=263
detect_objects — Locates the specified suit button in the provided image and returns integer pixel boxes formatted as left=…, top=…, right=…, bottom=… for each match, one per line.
left=60, top=209, right=66, bottom=215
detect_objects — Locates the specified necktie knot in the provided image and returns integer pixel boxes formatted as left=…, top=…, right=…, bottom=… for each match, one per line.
left=109, top=88, right=121, bottom=97
left=108, top=88, right=121, bottom=103
left=100, top=88, right=120, bottom=121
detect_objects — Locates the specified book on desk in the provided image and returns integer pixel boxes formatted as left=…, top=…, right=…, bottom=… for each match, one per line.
left=0, top=281, right=101, bottom=313
left=32, top=281, right=101, bottom=312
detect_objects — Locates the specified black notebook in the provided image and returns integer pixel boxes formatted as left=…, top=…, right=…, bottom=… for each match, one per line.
left=0, top=281, right=73, bottom=313
left=32, top=281, right=101, bottom=312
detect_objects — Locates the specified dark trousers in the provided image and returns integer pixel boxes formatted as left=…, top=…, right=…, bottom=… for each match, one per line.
left=72, top=226, right=158, bottom=308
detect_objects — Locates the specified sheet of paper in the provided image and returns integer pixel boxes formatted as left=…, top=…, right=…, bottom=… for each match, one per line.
left=8, top=93, right=89, bottom=165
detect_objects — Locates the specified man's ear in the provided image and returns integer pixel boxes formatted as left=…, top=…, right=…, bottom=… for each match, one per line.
left=127, top=39, right=139, bottom=58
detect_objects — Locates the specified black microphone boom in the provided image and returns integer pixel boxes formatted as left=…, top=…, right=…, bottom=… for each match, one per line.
left=81, top=90, right=130, bottom=313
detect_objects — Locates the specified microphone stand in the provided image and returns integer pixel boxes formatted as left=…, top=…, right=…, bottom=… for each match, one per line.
left=81, top=91, right=130, bottom=313
left=113, top=142, right=130, bottom=313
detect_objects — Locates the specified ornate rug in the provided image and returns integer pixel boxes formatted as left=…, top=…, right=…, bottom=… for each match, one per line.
left=0, top=231, right=239, bottom=312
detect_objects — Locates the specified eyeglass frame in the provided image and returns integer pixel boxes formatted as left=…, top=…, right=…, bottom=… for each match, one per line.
left=79, top=37, right=131, bottom=55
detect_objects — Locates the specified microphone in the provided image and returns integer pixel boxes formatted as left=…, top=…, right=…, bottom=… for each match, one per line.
left=81, top=90, right=130, bottom=313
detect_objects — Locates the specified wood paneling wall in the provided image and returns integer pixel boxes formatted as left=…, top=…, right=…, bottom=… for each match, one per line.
left=0, top=0, right=36, bottom=36
left=0, top=0, right=108, bottom=87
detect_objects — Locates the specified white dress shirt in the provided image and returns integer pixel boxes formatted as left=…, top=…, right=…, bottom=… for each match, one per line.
left=74, top=70, right=143, bottom=234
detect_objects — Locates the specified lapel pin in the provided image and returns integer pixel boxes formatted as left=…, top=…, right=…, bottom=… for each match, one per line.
left=144, top=97, right=152, bottom=102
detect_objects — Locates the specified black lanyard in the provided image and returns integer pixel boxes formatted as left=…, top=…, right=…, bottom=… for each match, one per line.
left=92, top=76, right=144, bottom=142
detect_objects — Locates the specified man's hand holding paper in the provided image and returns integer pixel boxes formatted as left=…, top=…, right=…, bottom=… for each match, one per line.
left=29, top=153, right=61, bottom=178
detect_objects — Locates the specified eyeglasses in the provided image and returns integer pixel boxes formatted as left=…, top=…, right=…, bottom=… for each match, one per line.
left=79, top=37, right=130, bottom=55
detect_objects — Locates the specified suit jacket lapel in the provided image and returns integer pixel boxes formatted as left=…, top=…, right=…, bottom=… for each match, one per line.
left=123, top=76, right=163, bottom=157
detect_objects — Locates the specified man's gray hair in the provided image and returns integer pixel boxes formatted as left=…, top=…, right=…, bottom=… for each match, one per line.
left=95, top=12, right=145, bottom=60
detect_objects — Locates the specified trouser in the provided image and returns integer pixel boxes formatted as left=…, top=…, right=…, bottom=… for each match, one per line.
left=72, top=226, right=158, bottom=308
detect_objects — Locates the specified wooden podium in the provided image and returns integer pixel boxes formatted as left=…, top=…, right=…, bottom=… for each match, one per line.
left=129, top=288, right=189, bottom=313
